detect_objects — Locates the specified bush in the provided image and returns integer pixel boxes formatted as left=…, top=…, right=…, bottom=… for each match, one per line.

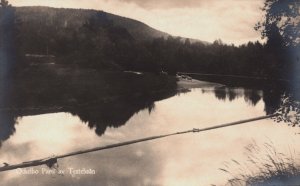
left=220, top=142, right=300, bottom=186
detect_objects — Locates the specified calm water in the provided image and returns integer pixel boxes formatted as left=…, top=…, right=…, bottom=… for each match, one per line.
left=0, top=85, right=300, bottom=186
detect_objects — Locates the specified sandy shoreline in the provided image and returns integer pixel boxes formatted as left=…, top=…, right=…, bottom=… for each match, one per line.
left=177, top=78, right=224, bottom=89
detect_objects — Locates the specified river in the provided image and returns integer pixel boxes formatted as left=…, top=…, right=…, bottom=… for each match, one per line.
left=0, top=82, right=299, bottom=186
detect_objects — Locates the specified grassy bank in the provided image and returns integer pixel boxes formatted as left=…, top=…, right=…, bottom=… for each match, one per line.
left=220, top=142, right=300, bottom=186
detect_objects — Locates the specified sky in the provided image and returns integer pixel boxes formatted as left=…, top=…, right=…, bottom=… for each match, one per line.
left=10, top=0, right=265, bottom=45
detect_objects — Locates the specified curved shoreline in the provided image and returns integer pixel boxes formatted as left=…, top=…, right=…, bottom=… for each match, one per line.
left=177, top=78, right=224, bottom=89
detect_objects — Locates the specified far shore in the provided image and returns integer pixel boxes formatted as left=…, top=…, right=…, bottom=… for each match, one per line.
left=177, top=78, right=224, bottom=89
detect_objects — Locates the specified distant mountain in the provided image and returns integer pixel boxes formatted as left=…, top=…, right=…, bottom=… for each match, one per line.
left=12, top=6, right=211, bottom=73
left=15, top=6, right=208, bottom=44
left=15, top=6, right=169, bottom=41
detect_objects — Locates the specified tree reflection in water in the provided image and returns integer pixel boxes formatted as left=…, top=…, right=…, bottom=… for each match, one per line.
left=202, top=83, right=299, bottom=124
left=1, top=71, right=299, bottom=146
left=0, top=70, right=177, bottom=145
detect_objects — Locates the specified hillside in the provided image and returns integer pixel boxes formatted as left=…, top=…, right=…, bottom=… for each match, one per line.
left=11, top=6, right=207, bottom=72
left=5, top=5, right=285, bottom=77
left=16, top=6, right=169, bottom=41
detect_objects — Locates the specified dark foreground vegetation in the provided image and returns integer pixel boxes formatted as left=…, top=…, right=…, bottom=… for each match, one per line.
left=220, top=142, right=300, bottom=186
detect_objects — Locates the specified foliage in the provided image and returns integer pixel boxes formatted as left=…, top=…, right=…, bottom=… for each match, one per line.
left=254, top=0, right=300, bottom=81
left=10, top=7, right=279, bottom=78
left=0, top=0, right=10, bottom=8
left=273, top=94, right=300, bottom=127
left=0, top=0, right=21, bottom=109
left=220, top=142, right=300, bottom=186
left=255, top=0, right=300, bottom=47
left=0, top=6, right=293, bottom=81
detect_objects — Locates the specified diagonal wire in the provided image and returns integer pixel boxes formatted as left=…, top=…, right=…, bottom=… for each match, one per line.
left=0, top=114, right=278, bottom=172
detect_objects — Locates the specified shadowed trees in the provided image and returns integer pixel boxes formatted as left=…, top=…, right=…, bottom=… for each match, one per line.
left=0, top=0, right=18, bottom=145
left=0, top=0, right=9, bottom=7
left=0, top=0, right=19, bottom=106
left=1, top=4, right=296, bottom=81
left=255, top=0, right=300, bottom=47
left=11, top=6, right=281, bottom=79
left=255, top=0, right=300, bottom=81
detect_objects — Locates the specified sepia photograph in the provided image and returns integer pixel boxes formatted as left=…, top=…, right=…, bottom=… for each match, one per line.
left=0, top=0, right=300, bottom=185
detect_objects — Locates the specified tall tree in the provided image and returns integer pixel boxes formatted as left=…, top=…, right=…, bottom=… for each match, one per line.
left=0, top=0, right=9, bottom=8
left=0, top=0, right=19, bottom=105
left=255, top=0, right=300, bottom=80
left=255, top=0, right=300, bottom=47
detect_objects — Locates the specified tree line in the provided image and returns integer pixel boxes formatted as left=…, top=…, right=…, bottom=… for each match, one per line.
left=1, top=0, right=299, bottom=81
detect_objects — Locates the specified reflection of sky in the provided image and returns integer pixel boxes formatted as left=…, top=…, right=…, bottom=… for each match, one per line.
left=0, top=88, right=300, bottom=186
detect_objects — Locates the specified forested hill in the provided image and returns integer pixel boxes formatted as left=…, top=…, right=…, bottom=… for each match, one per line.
left=14, top=6, right=210, bottom=72
left=16, top=6, right=169, bottom=41
left=5, top=5, right=298, bottom=80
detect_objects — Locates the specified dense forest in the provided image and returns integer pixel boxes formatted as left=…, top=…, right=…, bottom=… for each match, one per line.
left=0, top=1, right=298, bottom=80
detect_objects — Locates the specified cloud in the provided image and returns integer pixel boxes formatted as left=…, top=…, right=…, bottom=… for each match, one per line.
left=113, top=0, right=206, bottom=9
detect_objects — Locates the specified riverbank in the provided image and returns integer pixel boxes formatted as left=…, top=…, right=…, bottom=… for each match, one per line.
left=177, top=78, right=223, bottom=90
left=2, top=65, right=177, bottom=109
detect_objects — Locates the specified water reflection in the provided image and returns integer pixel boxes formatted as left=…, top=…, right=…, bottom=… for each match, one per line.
left=70, top=100, right=156, bottom=136
left=202, top=86, right=263, bottom=106
left=1, top=70, right=300, bottom=186
left=0, top=80, right=297, bottom=146
left=0, top=91, right=174, bottom=145
left=202, top=85, right=290, bottom=116
left=0, top=88, right=299, bottom=186
left=0, top=71, right=178, bottom=147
